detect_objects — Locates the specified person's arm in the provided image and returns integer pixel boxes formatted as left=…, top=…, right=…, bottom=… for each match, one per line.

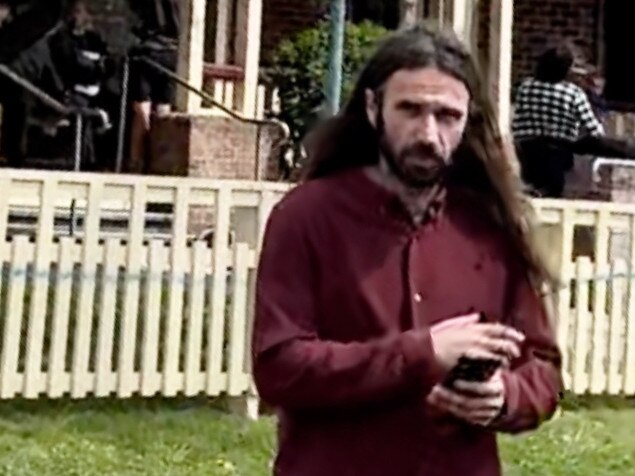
left=252, top=201, right=445, bottom=411
left=491, top=270, right=563, bottom=433
left=576, top=89, right=605, bottom=137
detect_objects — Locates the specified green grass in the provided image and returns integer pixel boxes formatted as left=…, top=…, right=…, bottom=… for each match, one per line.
left=0, top=396, right=633, bottom=475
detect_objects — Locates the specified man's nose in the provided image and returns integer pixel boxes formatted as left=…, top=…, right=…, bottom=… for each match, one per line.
left=417, top=114, right=438, bottom=144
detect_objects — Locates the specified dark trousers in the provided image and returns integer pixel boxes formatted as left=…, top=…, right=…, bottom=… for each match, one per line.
left=516, top=137, right=574, bottom=198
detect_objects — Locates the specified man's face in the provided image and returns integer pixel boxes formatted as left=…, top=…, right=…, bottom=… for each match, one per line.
left=0, top=4, right=10, bottom=27
left=365, top=67, right=470, bottom=188
left=71, top=3, right=92, bottom=32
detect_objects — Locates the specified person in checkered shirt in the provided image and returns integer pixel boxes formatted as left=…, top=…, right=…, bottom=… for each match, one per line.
left=513, top=43, right=605, bottom=198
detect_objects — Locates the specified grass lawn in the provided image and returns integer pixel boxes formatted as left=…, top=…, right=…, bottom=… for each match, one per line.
left=0, top=396, right=633, bottom=476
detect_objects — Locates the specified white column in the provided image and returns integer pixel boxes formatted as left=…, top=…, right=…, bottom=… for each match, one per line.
left=175, top=0, right=207, bottom=113
left=235, top=0, right=263, bottom=117
left=400, top=0, right=425, bottom=27
left=449, top=0, right=467, bottom=41
left=488, top=0, right=514, bottom=133
left=427, top=0, right=446, bottom=28
left=215, top=0, right=230, bottom=64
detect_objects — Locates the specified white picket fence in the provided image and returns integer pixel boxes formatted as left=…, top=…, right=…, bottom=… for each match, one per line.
left=535, top=198, right=635, bottom=395
left=0, top=169, right=287, bottom=417
left=1, top=169, right=635, bottom=414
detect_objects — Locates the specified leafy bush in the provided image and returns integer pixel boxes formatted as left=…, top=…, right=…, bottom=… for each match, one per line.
left=268, top=20, right=388, bottom=142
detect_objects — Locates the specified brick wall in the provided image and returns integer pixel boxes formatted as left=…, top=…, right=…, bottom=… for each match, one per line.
left=148, top=113, right=284, bottom=181
left=476, top=0, right=601, bottom=86
left=511, top=0, right=601, bottom=86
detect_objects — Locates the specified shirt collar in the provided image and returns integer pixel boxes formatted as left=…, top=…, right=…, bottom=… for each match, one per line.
left=341, top=167, right=448, bottom=227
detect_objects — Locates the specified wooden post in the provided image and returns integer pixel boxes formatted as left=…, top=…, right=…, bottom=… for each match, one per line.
left=488, top=0, right=514, bottom=133
left=235, top=0, right=263, bottom=117
left=175, top=0, right=207, bottom=113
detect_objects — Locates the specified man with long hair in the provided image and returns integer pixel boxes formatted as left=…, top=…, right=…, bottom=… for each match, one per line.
left=253, top=24, right=562, bottom=476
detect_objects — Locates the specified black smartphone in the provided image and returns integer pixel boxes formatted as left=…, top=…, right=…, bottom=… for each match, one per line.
left=442, top=356, right=502, bottom=388
left=442, top=312, right=502, bottom=388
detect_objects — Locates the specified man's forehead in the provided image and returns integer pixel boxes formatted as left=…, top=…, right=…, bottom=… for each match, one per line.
left=384, top=68, right=470, bottom=106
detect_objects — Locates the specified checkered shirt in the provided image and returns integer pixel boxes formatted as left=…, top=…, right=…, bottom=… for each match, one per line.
left=512, top=78, right=605, bottom=141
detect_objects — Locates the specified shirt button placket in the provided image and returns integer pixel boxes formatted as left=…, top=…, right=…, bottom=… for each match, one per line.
left=407, top=234, right=425, bottom=328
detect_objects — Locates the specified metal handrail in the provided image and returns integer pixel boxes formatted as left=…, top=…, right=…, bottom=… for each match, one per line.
left=0, top=63, right=103, bottom=119
left=0, top=62, right=106, bottom=236
left=133, top=55, right=292, bottom=181
left=0, top=63, right=68, bottom=115
left=138, top=56, right=290, bottom=134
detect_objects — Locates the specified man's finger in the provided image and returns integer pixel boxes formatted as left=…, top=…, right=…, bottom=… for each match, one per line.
left=463, top=411, right=500, bottom=426
left=453, top=378, right=504, bottom=397
left=430, top=386, right=504, bottom=415
left=480, top=323, right=525, bottom=344
left=478, top=336, right=521, bottom=360
left=432, top=386, right=486, bottom=412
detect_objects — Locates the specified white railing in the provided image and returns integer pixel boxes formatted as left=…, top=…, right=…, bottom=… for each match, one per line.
left=1, top=170, right=635, bottom=416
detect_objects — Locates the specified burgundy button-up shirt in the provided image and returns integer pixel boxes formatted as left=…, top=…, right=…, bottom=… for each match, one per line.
left=253, top=168, right=562, bottom=476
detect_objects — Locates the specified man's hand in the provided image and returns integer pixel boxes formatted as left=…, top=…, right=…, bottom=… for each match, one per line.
left=430, top=316, right=525, bottom=372
left=426, top=371, right=506, bottom=427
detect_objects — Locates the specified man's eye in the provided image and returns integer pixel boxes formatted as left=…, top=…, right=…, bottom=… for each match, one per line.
left=398, top=103, right=420, bottom=114
left=437, top=110, right=461, bottom=122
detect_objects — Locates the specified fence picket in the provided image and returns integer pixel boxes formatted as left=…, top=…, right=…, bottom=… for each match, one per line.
left=140, top=240, right=164, bottom=396
left=608, top=260, right=627, bottom=394
left=47, top=238, right=74, bottom=397
left=163, top=186, right=189, bottom=396
left=23, top=180, right=56, bottom=397
left=95, top=239, right=120, bottom=397
left=589, top=210, right=610, bottom=394
left=0, top=236, right=30, bottom=398
left=0, top=177, right=11, bottom=297
left=184, top=241, right=207, bottom=396
left=117, top=184, right=146, bottom=397
left=556, top=208, right=575, bottom=388
left=572, top=257, right=592, bottom=394
left=228, top=243, right=249, bottom=395
left=71, top=182, right=102, bottom=397
left=624, top=216, right=635, bottom=393
left=206, top=187, right=231, bottom=394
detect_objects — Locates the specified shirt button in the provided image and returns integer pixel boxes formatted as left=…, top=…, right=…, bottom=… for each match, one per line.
left=413, top=293, right=423, bottom=303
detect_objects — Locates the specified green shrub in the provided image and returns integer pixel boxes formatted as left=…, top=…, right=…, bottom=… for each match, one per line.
left=268, top=20, right=388, bottom=142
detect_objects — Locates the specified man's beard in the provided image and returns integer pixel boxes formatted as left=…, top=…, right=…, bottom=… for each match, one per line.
left=376, top=114, right=449, bottom=189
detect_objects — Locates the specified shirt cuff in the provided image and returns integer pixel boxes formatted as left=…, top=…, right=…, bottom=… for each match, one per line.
left=401, top=329, right=447, bottom=390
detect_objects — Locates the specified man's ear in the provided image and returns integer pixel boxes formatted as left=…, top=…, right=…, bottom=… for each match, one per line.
left=365, top=89, right=378, bottom=129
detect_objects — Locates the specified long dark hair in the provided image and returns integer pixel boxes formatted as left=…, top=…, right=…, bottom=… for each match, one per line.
left=535, top=43, right=575, bottom=83
left=303, top=23, right=557, bottom=291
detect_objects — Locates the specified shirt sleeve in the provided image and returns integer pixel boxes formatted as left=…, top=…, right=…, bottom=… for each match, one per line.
left=252, top=201, right=446, bottom=411
left=575, top=89, right=605, bottom=137
left=492, top=269, right=564, bottom=434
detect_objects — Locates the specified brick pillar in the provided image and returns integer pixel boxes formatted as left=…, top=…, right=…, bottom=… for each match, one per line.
left=149, top=113, right=284, bottom=234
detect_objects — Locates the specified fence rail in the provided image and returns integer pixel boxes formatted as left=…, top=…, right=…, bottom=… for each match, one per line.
left=1, top=170, right=635, bottom=416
